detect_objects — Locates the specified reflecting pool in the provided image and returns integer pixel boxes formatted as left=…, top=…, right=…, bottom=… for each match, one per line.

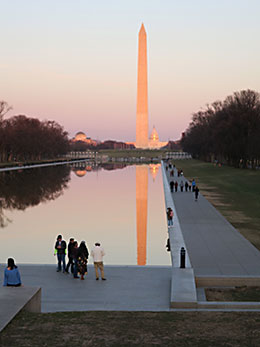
left=0, top=163, right=170, bottom=266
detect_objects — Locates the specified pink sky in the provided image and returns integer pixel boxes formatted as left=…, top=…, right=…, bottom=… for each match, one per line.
left=1, top=1, right=260, bottom=142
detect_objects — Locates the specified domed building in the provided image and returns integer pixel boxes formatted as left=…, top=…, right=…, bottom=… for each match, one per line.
left=148, top=126, right=168, bottom=149
left=74, top=131, right=87, bottom=142
left=149, top=163, right=160, bottom=181
left=74, top=169, right=87, bottom=177
left=72, top=131, right=97, bottom=146
left=150, top=127, right=159, bottom=142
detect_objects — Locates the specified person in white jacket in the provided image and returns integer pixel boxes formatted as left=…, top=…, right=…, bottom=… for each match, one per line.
left=91, top=242, right=106, bottom=280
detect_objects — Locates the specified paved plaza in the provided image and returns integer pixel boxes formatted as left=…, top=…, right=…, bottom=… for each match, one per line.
left=0, top=264, right=171, bottom=313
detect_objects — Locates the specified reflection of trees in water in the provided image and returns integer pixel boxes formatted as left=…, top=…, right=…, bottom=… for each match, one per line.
left=0, top=166, right=71, bottom=227
left=71, top=162, right=159, bottom=178
left=101, top=163, right=127, bottom=171
left=70, top=162, right=128, bottom=177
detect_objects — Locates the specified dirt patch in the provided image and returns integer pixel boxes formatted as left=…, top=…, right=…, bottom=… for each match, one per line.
left=196, top=183, right=230, bottom=208
left=198, top=184, right=253, bottom=230
left=206, top=287, right=260, bottom=302
left=1, top=311, right=260, bottom=346
left=224, top=211, right=252, bottom=224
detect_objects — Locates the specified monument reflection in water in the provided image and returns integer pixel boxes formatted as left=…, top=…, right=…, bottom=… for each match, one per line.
left=0, top=163, right=169, bottom=266
left=136, top=164, right=160, bottom=266
left=136, top=165, right=148, bottom=266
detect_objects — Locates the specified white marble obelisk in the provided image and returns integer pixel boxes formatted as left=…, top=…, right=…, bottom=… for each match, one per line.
left=136, top=23, right=148, bottom=148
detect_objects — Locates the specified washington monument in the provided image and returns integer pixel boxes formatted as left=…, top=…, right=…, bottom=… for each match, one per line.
left=136, top=23, right=148, bottom=148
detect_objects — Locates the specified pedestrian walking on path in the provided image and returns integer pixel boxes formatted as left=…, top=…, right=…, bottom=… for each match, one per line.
left=192, top=179, right=196, bottom=192
left=3, top=258, right=22, bottom=287
left=167, top=207, right=174, bottom=226
left=194, top=186, right=200, bottom=201
left=185, top=181, right=189, bottom=192
left=65, top=238, right=75, bottom=274
left=91, top=243, right=106, bottom=280
left=54, top=235, right=67, bottom=272
left=180, top=180, right=184, bottom=192
left=174, top=181, right=178, bottom=192
left=77, top=241, right=89, bottom=280
left=170, top=180, right=174, bottom=193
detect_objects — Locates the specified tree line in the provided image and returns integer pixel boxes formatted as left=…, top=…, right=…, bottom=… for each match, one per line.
left=70, top=139, right=135, bottom=151
left=181, top=90, right=260, bottom=168
left=0, top=102, right=70, bottom=162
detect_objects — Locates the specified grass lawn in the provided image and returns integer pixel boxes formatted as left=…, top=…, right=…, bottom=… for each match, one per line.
left=173, top=159, right=260, bottom=250
left=1, top=311, right=260, bottom=347
left=0, top=157, right=73, bottom=168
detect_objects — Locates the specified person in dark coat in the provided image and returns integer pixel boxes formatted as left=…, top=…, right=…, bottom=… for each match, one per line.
left=65, top=238, right=75, bottom=274
left=194, top=186, right=200, bottom=201
left=71, top=241, right=79, bottom=278
left=174, top=181, right=178, bottom=192
left=54, top=234, right=67, bottom=272
left=170, top=180, right=174, bottom=193
left=77, top=241, right=89, bottom=280
left=185, top=181, right=189, bottom=192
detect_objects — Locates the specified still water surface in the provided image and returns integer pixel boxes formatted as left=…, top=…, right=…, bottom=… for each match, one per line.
left=0, top=163, right=170, bottom=266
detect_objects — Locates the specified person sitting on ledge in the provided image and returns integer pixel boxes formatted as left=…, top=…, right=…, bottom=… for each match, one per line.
left=3, top=258, right=22, bottom=287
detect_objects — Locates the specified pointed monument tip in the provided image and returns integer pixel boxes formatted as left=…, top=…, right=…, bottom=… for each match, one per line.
left=139, top=23, right=146, bottom=33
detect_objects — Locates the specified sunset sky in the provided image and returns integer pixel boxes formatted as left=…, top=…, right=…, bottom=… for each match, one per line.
left=1, top=0, right=260, bottom=142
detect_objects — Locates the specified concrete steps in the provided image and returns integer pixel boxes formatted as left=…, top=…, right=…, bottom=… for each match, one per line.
left=0, top=286, right=41, bottom=332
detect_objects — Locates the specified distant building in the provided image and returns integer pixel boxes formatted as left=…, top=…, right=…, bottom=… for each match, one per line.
left=72, top=131, right=97, bottom=146
left=98, top=140, right=135, bottom=150
left=71, top=163, right=93, bottom=177
left=148, top=126, right=168, bottom=149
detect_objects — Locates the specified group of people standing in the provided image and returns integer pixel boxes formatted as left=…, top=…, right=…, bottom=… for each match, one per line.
left=169, top=180, right=191, bottom=193
left=1, top=237, right=106, bottom=287
left=167, top=165, right=200, bottom=201
left=55, top=235, right=106, bottom=281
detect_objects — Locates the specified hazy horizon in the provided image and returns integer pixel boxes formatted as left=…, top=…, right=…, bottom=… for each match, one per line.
left=1, top=0, right=260, bottom=142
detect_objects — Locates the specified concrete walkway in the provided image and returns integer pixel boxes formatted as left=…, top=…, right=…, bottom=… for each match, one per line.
left=0, top=265, right=171, bottom=312
left=0, top=159, right=90, bottom=172
left=164, top=163, right=260, bottom=278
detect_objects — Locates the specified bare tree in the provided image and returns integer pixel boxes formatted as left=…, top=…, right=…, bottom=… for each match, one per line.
left=0, top=101, right=12, bottom=121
